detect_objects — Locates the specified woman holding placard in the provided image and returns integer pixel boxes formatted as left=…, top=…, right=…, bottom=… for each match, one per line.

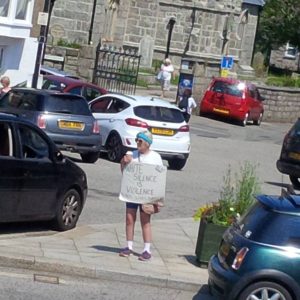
left=119, top=130, right=163, bottom=261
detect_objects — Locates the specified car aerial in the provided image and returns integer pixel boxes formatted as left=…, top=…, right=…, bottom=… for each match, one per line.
left=208, top=192, right=300, bottom=300
left=42, top=75, right=107, bottom=102
left=89, top=93, right=190, bottom=170
left=277, top=118, right=300, bottom=189
left=199, top=77, right=264, bottom=126
left=0, top=112, right=87, bottom=231
left=0, top=88, right=101, bottom=163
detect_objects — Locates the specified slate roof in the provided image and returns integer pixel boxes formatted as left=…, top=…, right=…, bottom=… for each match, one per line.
left=242, top=0, right=265, bottom=6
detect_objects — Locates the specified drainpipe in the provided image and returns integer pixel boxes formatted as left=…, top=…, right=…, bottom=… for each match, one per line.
left=165, top=17, right=176, bottom=59
left=32, top=0, right=51, bottom=88
left=88, top=0, right=97, bottom=45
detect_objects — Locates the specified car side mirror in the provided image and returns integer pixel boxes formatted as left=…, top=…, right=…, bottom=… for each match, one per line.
left=259, top=95, right=265, bottom=101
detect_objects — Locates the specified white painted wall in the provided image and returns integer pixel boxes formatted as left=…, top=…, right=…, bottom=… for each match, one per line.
left=0, top=0, right=37, bottom=86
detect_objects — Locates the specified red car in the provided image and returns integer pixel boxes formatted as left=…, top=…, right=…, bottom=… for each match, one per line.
left=199, top=77, right=264, bottom=126
left=42, top=75, right=107, bottom=102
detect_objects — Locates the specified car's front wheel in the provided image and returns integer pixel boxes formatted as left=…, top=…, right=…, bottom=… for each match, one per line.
left=80, top=152, right=99, bottom=163
left=106, top=133, right=124, bottom=162
left=238, top=281, right=292, bottom=300
left=168, top=158, right=187, bottom=170
left=289, top=175, right=300, bottom=189
left=53, top=189, right=82, bottom=231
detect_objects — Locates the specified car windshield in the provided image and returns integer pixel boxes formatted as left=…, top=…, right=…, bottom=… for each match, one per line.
left=42, top=79, right=66, bottom=91
left=237, top=202, right=300, bottom=246
left=134, top=106, right=185, bottom=123
left=44, top=95, right=91, bottom=116
left=211, top=81, right=243, bottom=97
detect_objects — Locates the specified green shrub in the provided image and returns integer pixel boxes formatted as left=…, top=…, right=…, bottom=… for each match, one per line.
left=266, top=75, right=300, bottom=87
left=57, top=39, right=81, bottom=49
left=193, top=161, right=261, bottom=226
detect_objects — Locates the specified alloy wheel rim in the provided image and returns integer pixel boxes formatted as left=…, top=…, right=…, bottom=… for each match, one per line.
left=62, top=194, right=79, bottom=225
left=247, top=287, right=287, bottom=300
left=243, top=113, right=249, bottom=126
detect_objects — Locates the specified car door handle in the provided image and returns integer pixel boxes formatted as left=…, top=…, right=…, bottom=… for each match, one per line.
left=109, top=119, right=115, bottom=122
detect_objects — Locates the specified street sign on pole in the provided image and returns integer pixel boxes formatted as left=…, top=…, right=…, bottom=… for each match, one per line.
left=221, top=56, right=234, bottom=69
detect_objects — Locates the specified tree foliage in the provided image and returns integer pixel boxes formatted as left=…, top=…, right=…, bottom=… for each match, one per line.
left=256, top=0, right=300, bottom=54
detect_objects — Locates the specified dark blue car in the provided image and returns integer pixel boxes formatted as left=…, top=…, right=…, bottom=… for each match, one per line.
left=208, top=193, right=300, bottom=300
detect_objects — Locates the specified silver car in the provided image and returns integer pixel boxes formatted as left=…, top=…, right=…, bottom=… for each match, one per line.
left=0, top=88, right=101, bottom=163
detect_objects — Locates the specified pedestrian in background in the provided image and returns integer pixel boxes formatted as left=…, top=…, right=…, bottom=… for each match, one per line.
left=0, top=76, right=11, bottom=97
left=157, top=58, right=174, bottom=98
left=119, top=130, right=163, bottom=261
left=178, top=89, right=197, bottom=123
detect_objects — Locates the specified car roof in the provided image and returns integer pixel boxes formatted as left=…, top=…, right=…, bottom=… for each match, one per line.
left=0, top=112, right=19, bottom=121
left=212, top=77, right=256, bottom=87
left=256, top=194, right=300, bottom=214
left=9, top=88, right=85, bottom=99
left=40, top=65, right=74, bottom=77
left=91, top=93, right=180, bottom=109
left=43, top=75, right=99, bottom=87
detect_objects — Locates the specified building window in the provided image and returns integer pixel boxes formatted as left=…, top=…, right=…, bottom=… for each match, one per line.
left=0, top=0, right=10, bottom=17
left=284, top=42, right=298, bottom=59
left=15, top=0, right=29, bottom=20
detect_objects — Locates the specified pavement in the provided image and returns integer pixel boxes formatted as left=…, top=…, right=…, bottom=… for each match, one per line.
left=0, top=218, right=208, bottom=292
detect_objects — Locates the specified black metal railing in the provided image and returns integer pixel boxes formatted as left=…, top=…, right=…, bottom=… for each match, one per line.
left=93, top=42, right=141, bottom=94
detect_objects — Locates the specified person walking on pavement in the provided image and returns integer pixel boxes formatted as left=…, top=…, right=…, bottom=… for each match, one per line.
left=178, top=89, right=197, bottom=123
left=0, top=76, right=11, bottom=97
left=158, top=58, right=175, bottom=98
left=119, top=130, right=163, bottom=261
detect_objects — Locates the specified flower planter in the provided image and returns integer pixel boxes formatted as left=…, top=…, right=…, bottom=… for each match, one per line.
left=195, top=218, right=228, bottom=267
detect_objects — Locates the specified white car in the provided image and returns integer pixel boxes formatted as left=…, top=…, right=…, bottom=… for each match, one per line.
left=89, top=94, right=190, bottom=170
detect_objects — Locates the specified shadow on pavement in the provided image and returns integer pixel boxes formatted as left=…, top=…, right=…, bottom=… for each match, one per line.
left=0, top=221, right=55, bottom=236
left=193, top=285, right=215, bottom=300
left=91, top=245, right=140, bottom=256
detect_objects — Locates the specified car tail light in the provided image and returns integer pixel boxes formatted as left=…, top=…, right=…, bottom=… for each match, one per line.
left=93, top=121, right=100, bottom=134
left=37, top=114, right=46, bottom=129
left=178, top=125, right=189, bottom=132
left=125, top=118, right=149, bottom=128
left=232, top=247, right=249, bottom=270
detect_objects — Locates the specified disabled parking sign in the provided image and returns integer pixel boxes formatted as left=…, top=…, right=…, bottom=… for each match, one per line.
left=221, top=56, right=234, bottom=69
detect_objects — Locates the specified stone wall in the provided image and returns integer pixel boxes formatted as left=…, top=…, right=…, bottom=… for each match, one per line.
left=257, top=85, right=300, bottom=123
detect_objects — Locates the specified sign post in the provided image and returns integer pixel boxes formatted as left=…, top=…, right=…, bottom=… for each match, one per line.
left=220, top=56, right=234, bottom=78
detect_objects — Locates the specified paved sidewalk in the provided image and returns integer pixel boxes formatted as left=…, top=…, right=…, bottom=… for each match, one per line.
left=0, top=218, right=208, bottom=292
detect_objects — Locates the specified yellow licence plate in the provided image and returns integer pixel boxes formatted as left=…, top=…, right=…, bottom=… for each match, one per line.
left=58, top=120, right=84, bottom=131
left=289, top=152, right=300, bottom=161
left=151, top=128, right=174, bottom=136
left=213, top=108, right=229, bottom=114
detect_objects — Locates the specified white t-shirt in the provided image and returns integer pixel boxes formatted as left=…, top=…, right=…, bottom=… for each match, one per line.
left=187, top=97, right=197, bottom=115
left=131, top=150, right=163, bottom=166
left=161, top=64, right=174, bottom=81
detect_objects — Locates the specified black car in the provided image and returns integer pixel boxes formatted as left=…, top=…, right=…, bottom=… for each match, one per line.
left=0, top=88, right=101, bottom=163
left=208, top=192, right=300, bottom=300
left=0, top=112, right=87, bottom=231
left=277, top=118, right=300, bottom=188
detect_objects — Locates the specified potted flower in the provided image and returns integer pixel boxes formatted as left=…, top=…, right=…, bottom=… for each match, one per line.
left=194, top=161, right=260, bottom=266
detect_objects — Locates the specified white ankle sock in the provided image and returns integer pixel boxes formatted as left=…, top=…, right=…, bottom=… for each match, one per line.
left=143, top=243, right=151, bottom=253
left=127, top=241, right=133, bottom=250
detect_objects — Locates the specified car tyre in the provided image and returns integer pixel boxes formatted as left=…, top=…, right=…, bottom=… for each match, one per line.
left=107, top=133, right=124, bottom=162
left=289, top=175, right=300, bottom=189
left=80, top=152, right=99, bottom=163
left=241, top=113, right=249, bottom=127
left=168, top=158, right=187, bottom=170
left=237, top=281, right=292, bottom=300
left=253, top=112, right=263, bottom=126
left=53, top=189, right=82, bottom=231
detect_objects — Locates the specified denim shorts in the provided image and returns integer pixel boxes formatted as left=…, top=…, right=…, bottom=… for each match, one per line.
left=126, top=202, right=141, bottom=210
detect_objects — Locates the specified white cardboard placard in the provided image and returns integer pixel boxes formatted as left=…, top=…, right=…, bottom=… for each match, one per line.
left=119, top=162, right=167, bottom=204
